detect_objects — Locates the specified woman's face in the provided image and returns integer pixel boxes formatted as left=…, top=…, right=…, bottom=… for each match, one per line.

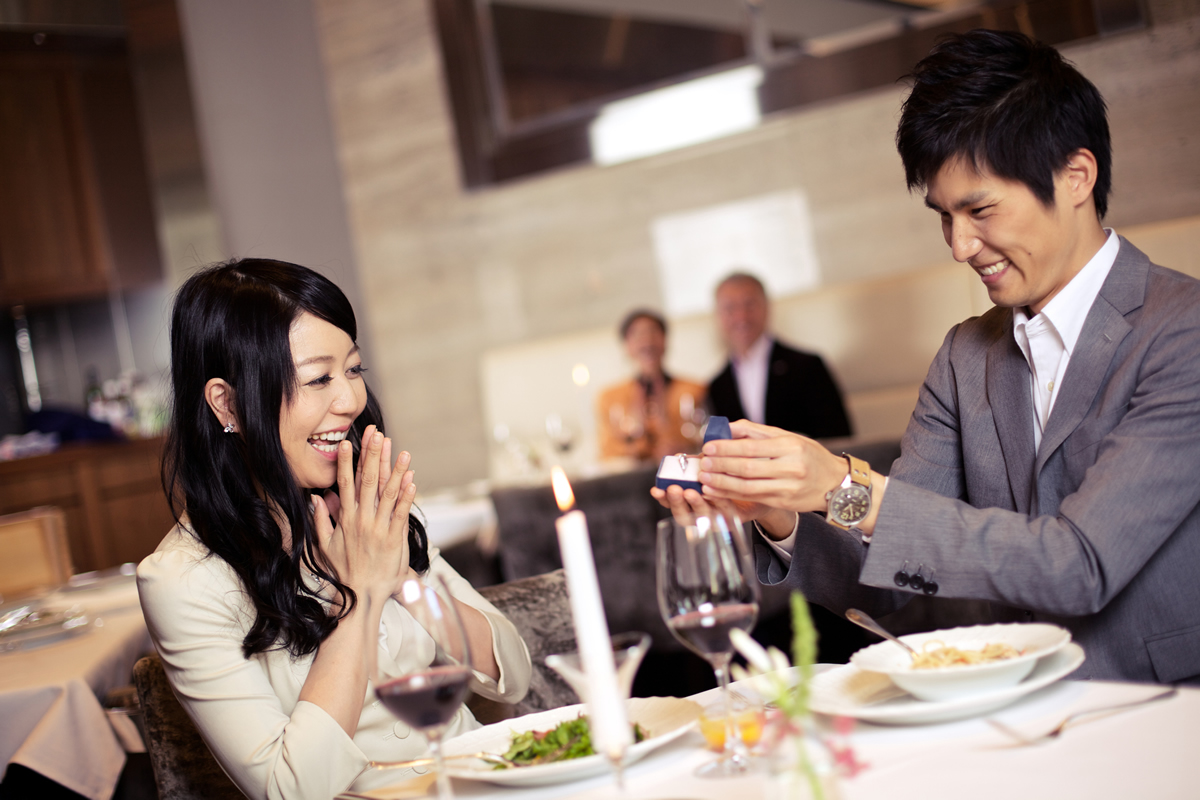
left=279, top=311, right=368, bottom=489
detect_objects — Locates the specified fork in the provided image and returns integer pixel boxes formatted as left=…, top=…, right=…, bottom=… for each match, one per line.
left=367, top=751, right=516, bottom=770
left=986, top=686, right=1178, bottom=745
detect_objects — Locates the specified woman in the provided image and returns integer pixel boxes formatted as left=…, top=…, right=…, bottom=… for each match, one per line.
left=137, top=259, right=531, bottom=800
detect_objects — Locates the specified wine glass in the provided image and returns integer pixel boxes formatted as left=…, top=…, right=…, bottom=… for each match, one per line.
left=656, top=511, right=760, bottom=777
left=374, top=575, right=473, bottom=800
left=545, top=631, right=651, bottom=790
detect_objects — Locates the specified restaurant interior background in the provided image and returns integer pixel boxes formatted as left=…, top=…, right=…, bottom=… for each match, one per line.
left=2, top=0, right=1199, bottom=542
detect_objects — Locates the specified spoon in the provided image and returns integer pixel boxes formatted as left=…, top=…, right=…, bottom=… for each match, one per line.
left=845, top=608, right=917, bottom=657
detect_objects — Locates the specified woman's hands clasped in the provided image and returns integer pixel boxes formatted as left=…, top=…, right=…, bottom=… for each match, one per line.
left=313, top=424, right=416, bottom=607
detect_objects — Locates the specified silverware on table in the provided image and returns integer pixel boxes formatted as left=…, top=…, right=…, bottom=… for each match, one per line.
left=845, top=608, right=917, bottom=656
left=986, top=686, right=1179, bottom=745
left=368, top=751, right=516, bottom=771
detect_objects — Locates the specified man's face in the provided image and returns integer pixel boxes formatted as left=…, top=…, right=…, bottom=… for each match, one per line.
left=715, top=279, right=768, bottom=357
left=925, top=157, right=1082, bottom=315
left=623, top=316, right=666, bottom=376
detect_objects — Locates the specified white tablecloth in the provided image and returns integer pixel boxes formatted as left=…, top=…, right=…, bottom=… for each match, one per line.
left=0, top=578, right=150, bottom=800
left=418, top=496, right=497, bottom=552
left=355, top=673, right=1197, bottom=799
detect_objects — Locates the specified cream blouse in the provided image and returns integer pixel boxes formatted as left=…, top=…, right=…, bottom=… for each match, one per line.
left=137, top=524, right=532, bottom=800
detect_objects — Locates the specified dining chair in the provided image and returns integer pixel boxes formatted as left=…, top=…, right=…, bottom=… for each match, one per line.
left=132, top=654, right=246, bottom=800
left=470, top=568, right=579, bottom=723
left=0, top=506, right=73, bottom=600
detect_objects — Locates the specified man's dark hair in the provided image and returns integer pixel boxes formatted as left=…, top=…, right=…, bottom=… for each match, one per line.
left=896, top=29, right=1111, bottom=217
left=619, top=308, right=667, bottom=339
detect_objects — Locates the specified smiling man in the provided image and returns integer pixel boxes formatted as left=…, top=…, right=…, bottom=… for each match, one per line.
left=678, top=30, right=1200, bottom=684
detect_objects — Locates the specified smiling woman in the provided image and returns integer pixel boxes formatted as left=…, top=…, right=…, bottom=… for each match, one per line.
left=136, top=258, right=532, bottom=800
left=277, top=313, right=368, bottom=491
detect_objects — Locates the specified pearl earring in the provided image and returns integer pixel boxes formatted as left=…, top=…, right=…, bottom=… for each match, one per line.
left=223, top=422, right=235, bottom=434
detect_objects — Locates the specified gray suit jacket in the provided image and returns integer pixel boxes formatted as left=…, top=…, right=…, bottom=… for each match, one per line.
left=758, top=238, right=1200, bottom=684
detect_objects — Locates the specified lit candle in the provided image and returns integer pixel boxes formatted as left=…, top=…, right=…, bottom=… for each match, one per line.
left=551, top=466, right=631, bottom=759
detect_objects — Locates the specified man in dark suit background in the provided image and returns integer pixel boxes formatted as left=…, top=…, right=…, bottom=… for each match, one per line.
left=707, top=271, right=866, bottom=663
left=707, top=272, right=852, bottom=440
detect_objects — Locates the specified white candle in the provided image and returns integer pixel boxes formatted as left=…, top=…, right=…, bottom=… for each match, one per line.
left=551, top=467, right=631, bottom=759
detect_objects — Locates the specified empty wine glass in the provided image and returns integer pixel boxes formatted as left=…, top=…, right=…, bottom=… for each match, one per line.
left=545, top=412, right=575, bottom=453
left=656, top=511, right=760, bottom=777
left=373, top=575, right=473, bottom=800
left=545, top=632, right=651, bottom=789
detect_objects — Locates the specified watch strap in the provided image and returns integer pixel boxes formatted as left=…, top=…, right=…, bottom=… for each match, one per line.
left=846, top=453, right=870, bottom=489
left=826, top=453, right=872, bottom=531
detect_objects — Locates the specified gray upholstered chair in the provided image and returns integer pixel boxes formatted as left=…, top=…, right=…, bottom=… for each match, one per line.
left=471, top=568, right=578, bottom=723
left=133, top=654, right=245, bottom=800
left=490, top=468, right=792, bottom=653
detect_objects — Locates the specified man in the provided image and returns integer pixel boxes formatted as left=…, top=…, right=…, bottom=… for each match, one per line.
left=666, top=30, right=1200, bottom=684
left=596, top=309, right=706, bottom=462
left=707, top=272, right=852, bottom=439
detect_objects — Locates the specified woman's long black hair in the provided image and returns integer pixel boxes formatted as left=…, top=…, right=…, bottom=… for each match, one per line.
left=162, top=258, right=429, bottom=658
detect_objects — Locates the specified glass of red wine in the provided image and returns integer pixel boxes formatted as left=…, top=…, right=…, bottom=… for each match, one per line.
left=656, top=511, right=760, bottom=777
left=374, top=575, right=473, bottom=800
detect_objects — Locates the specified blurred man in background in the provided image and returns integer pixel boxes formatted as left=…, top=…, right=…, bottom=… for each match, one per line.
left=707, top=272, right=851, bottom=439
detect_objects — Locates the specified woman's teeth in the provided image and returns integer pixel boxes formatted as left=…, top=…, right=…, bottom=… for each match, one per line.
left=309, top=431, right=347, bottom=452
left=978, top=260, right=1009, bottom=276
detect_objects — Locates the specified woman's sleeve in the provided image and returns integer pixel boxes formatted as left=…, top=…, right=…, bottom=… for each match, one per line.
left=137, top=538, right=369, bottom=800
left=427, top=550, right=532, bottom=703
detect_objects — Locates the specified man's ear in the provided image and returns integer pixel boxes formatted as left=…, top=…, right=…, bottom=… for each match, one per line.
left=205, top=378, right=238, bottom=432
left=1059, top=148, right=1099, bottom=210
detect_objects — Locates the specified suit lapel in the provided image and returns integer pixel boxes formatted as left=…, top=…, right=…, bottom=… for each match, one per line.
left=711, top=363, right=745, bottom=420
left=986, top=325, right=1037, bottom=513
left=764, top=341, right=787, bottom=420
left=1036, top=238, right=1146, bottom=472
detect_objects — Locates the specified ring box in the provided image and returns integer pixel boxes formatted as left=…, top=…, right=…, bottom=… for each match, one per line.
left=654, top=416, right=731, bottom=492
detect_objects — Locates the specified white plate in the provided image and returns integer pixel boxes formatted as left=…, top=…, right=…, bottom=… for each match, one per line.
left=850, top=622, right=1072, bottom=701
left=442, top=696, right=701, bottom=786
left=812, top=642, right=1085, bottom=725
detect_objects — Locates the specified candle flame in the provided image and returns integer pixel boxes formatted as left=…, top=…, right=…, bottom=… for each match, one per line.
left=551, top=466, right=575, bottom=511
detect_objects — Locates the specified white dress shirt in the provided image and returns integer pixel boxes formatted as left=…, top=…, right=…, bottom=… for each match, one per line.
left=760, top=229, right=1120, bottom=561
left=732, top=334, right=773, bottom=424
left=1013, top=229, right=1119, bottom=449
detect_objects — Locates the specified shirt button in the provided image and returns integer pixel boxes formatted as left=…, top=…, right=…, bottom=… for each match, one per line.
left=1047, top=381, right=1055, bottom=392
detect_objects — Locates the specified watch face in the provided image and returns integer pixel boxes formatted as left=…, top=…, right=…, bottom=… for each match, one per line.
left=831, top=484, right=871, bottom=525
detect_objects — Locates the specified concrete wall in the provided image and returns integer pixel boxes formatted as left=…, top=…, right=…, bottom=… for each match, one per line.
left=311, top=1, right=1200, bottom=489
left=174, top=0, right=375, bottom=367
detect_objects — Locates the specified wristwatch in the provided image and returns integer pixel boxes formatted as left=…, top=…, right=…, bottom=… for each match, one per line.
left=825, top=454, right=872, bottom=530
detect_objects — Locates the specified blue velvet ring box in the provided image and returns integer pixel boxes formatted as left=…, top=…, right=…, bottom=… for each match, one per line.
left=654, top=416, right=731, bottom=492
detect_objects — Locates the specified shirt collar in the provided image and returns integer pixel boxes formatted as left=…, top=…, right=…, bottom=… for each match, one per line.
left=733, top=334, right=773, bottom=368
left=1013, top=229, right=1119, bottom=355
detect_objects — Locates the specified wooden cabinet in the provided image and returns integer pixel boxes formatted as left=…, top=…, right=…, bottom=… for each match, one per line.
left=0, top=437, right=174, bottom=573
left=0, top=33, right=161, bottom=306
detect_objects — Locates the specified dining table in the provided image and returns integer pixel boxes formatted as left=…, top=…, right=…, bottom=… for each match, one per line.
left=0, top=571, right=151, bottom=800
left=346, top=667, right=1197, bottom=800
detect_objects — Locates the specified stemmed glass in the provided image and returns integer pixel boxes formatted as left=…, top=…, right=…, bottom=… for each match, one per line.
left=373, top=575, right=473, bottom=800
left=656, top=511, right=760, bottom=777
left=544, top=631, right=651, bottom=789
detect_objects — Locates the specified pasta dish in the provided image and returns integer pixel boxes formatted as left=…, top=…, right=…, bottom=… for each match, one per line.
left=910, top=640, right=1021, bottom=669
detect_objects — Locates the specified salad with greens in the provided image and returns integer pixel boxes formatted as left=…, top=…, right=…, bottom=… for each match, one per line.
left=496, top=716, right=649, bottom=768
